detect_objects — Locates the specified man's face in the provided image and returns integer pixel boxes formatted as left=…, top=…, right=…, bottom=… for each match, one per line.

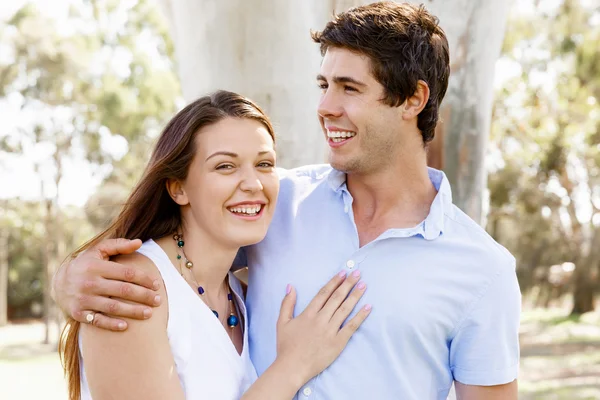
left=316, top=47, right=404, bottom=175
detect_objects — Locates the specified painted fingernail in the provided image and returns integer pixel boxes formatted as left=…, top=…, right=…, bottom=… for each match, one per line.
left=154, top=295, right=161, bottom=305
left=364, top=304, right=372, bottom=311
left=117, top=322, right=126, bottom=330
left=143, top=308, right=152, bottom=318
left=352, top=270, right=361, bottom=278
left=338, top=270, right=347, bottom=278
left=152, top=280, right=160, bottom=290
left=357, top=282, right=366, bottom=290
left=286, top=284, right=292, bottom=295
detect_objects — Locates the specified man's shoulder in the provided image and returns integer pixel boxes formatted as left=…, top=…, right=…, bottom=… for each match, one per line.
left=445, top=205, right=515, bottom=269
left=276, top=164, right=334, bottom=195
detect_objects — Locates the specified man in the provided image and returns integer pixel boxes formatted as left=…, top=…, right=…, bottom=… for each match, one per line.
left=53, top=2, right=520, bottom=399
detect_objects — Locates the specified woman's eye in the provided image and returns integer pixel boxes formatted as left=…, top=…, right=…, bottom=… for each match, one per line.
left=216, top=164, right=234, bottom=170
left=258, top=161, right=274, bottom=168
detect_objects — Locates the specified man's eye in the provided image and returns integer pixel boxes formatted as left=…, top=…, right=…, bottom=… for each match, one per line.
left=344, top=86, right=357, bottom=92
left=318, top=83, right=328, bottom=90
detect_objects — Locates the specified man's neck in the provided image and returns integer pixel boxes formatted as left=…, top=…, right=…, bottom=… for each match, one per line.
left=347, top=156, right=437, bottom=245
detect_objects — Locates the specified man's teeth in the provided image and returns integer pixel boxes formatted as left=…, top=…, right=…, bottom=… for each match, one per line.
left=229, top=205, right=262, bottom=215
left=327, top=131, right=356, bottom=142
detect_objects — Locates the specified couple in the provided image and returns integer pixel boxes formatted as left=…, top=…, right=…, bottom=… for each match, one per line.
left=54, top=2, right=521, bottom=399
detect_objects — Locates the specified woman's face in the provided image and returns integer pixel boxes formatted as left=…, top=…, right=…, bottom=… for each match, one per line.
left=176, top=116, right=279, bottom=248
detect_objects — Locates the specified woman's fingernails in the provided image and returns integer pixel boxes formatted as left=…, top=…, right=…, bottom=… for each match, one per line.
left=338, top=270, right=347, bottom=278
left=357, top=282, right=366, bottom=290
left=143, top=308, right=152, bottom=318
left=118, top=322, right=126, bottom=330
left=286, top=284, right=292, bottom=295
left=364, top=304, right=372, bottom=311
left=154, top=295, right=161, bottom=305
left=352, top=270, right=361, bottom=278
left=153, top=280, right=160, bottom=290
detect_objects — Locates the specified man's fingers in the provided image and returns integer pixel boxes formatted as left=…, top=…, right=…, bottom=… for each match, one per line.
left=277, top=285, right=297, bottom=327
left=92, top=238, right=142, bottom=260
left=319, top=270, right=362, bottom=319
left=96, top=279, right=161, bottom=307
left=86, top=312, right=128, bottom=331
left=338, top=304, right=372, bottom=342
left=78, top=295, right=153, bottom=321
left=304, top=271, right=347, bottom=314
left=91, top=259, right=160, bottom=291
left=330, top=281, right=367, bottom=327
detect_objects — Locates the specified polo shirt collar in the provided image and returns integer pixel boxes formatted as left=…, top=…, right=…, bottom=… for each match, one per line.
left=326, top=167, right=453, bottom=240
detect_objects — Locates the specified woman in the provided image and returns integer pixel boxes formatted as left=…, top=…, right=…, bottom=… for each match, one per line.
left=60, top=90, right=370, bottom=399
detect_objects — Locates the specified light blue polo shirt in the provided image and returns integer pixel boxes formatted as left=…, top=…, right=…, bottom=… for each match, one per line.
left=242, top=164, right=521, bottom=399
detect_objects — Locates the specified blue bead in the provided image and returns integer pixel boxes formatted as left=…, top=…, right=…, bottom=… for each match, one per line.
left=197, top=286, right=205, bottom=295
left=227, top=314, right=239, bottom=327
left=212, top=310, right=219, bottom=318
left=178, top=240, right=184, bottom=247
left=227, top=293, right=233, bottom=301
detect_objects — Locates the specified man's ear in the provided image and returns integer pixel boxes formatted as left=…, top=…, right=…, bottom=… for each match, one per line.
left=402, top=80, right=430, bottom=120
left=166, top=179, right=189, bottom=206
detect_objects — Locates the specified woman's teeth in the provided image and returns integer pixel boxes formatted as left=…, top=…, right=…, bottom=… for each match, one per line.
left=228, top=205, right=262, bottom=216
left=328, top=131, right=356, bottom=142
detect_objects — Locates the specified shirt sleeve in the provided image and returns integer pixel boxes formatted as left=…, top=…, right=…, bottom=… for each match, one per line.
left=449, top=260, right=521, bottom=386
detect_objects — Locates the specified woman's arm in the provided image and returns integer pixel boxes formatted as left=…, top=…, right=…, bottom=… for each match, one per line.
left=79, top=253, right=185, bottom=400
left=242, top=270, right=370, bottom=400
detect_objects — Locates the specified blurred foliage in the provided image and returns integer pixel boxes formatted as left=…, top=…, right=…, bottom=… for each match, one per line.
left=0, top=0, right=180, bottom=321
left=488, top=0, right=600, bottom=313
left=2, top=199, right=95, bottom=319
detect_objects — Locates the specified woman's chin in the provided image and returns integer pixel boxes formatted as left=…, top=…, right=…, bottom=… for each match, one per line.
left=227, top=229, right=269, bottom=248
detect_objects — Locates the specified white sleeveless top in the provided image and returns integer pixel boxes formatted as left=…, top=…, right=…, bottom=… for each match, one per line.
left=79, top=239, right=258, bottom=399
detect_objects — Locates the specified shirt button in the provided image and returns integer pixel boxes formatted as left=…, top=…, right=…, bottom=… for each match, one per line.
left=346, top=259, right=355, bottom=269
left=303, top=387, right=312, bottom=396
left=344, top=206, right=349, bottom=213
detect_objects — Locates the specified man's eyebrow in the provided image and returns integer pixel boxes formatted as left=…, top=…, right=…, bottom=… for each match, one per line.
left=317, top=74, right=366, bottom=87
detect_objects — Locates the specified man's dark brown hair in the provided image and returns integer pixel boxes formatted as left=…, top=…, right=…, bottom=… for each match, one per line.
left=311, top=1, right=450, bottom=144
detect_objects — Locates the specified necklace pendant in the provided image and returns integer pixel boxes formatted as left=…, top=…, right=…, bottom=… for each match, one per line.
left=227, top=313, right=239, bottom=328
left=212, top=310, right=219, bottom=318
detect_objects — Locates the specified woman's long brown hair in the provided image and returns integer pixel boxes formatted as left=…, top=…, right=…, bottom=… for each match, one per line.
left=58, top=90, right=275, bottom=400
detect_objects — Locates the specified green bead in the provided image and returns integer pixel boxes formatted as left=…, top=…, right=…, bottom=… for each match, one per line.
left=177, top=255, right=181, bottom=260
left=178, top=240, right=184, bottom=247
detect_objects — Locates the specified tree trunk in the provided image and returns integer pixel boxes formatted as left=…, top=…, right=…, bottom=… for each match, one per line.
left=0, top=215, right=8, bottom=327
left=158, top=0, right=333, bottom=168
left=409, top=0, right=511, bottom=225
left=570, top=228, right=600, bottom=315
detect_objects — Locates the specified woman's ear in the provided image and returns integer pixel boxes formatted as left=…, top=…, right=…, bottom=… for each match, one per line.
left=166, top=179, right=189, bottom=206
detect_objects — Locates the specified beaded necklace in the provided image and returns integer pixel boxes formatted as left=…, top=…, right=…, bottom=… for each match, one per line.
left=173, top=233, right=239, bottom=330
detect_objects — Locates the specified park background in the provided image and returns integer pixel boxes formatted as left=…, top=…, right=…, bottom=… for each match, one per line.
left=1, top=0, right=599, bottom=399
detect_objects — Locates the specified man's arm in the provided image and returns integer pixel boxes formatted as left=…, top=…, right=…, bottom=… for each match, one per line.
left=455, top=380, right=518, bottom=400
left=53, top=238, right=162, bottom=331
